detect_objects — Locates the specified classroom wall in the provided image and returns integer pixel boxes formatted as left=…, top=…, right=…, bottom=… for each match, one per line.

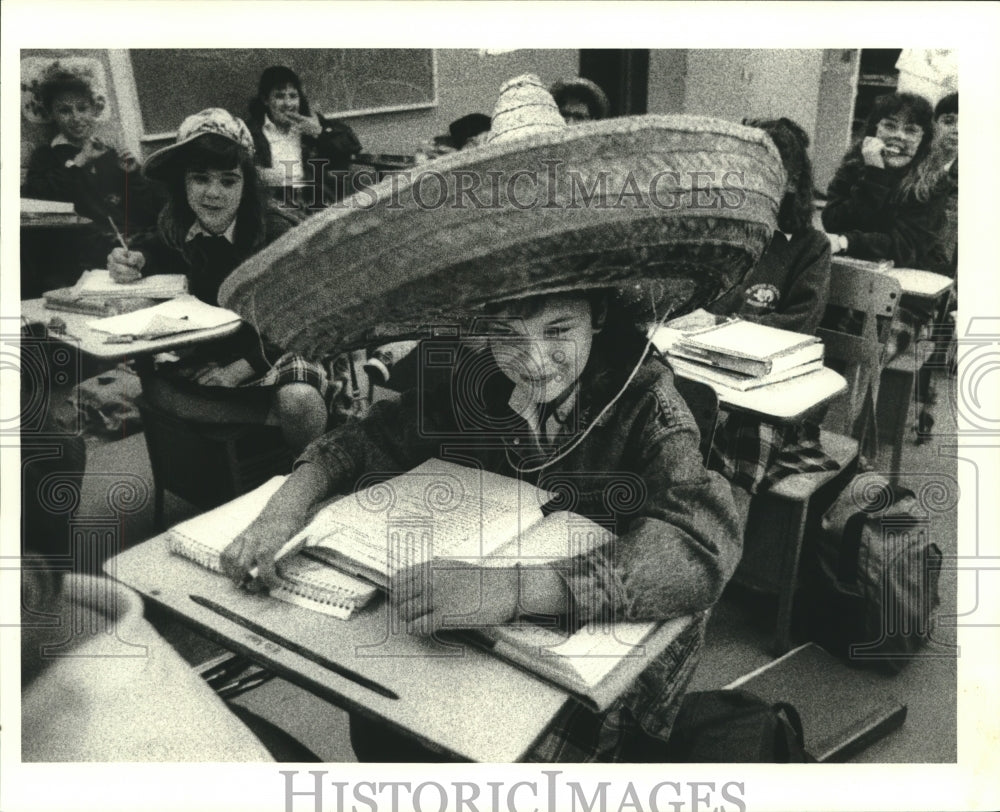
left=342, top=49, right=579, bottom=154
left=646, top=50, right=687, bottom=114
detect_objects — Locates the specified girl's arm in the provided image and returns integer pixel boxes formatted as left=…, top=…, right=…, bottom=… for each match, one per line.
left=21, top=144, right=91, bottom=204
left=821, top=159, right=896, bottom=236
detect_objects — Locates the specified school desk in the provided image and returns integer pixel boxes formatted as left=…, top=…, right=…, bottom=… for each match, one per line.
left=106, top=533, right=572, bottom=762
left=649, top=327, right=848, bottom=423
left=20, top=298, right=242, bottom=360
left=873, top=270, right=954, bottom=483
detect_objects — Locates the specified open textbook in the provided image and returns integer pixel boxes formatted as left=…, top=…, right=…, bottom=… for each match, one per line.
left=168, top=459, right=692, bottom=706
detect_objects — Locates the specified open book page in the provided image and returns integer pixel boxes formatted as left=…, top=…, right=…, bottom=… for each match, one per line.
left=21, top=197, right=76, bottom=214
left=87, top=295, right=241, bottom=336
left=292, top=459, right=552, bottom=584
left=475, top=510, right=614, bottom=566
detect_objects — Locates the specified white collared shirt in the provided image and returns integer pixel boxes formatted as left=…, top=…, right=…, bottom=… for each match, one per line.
left=185, top=219, right=237, bottom=244
left=508, top=381, right=579, bottom=444
left=261, top=117, right=304, bottom=182
left=52, top=134, right=74, bottom=148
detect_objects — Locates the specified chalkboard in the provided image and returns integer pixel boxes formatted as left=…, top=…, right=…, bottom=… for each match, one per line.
left=129, top=49, right=436, bottom=136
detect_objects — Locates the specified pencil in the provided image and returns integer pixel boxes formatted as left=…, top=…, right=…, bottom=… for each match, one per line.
left=108, top=216, right=129, bottom=251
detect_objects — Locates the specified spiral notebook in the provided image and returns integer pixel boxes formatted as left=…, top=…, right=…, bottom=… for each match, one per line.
left=166, top=477, right=378, bottom=619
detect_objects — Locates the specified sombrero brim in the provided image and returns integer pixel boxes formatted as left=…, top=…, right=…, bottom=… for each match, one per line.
left=219, top=114, right=785, bottom=359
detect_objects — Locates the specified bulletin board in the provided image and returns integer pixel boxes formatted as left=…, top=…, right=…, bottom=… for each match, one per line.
left=127, top=49, right=437, bottom=138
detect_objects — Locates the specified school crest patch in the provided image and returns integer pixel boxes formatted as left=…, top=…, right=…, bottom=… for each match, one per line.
left=744, top=283, right=780, bottom=311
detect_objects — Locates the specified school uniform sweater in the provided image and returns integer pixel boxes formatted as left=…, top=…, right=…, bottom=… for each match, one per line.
left=21, top=138, right=162, bottom=233
left=709, top=227, right=832, bottom=336
left=822, top=148, right=950, bottom=273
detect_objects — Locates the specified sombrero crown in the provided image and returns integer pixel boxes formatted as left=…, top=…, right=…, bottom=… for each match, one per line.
left=219, top=74, right=785, bottom=358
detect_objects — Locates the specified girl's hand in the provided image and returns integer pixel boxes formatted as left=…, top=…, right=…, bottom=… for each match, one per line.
left=861, top=136, right=886, bottom=168
left=827, top=233, right=848, bottom=255
left=75, top=137, right=109, bottom=167
left=115, top=147, right=141, bottom=172
left=390, top=562, right=520, bottom=636
left=287, top=111, right=323, bottom=139
left=107, top=247, right=145, bottom=282
left=194, top=358, right=255, bottom=387
left=220, top=512, right=306, bottom=590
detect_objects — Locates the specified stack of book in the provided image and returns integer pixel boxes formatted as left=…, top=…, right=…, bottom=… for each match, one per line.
left=661, top=318, right=825, bottom=391
left=43, top=270, right=189, bottom=318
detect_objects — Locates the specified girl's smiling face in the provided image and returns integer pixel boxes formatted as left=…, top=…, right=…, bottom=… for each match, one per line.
left=264, top=83, right=301, bottom=129
left=50, top=91, right=97, bottom=146
left=489, top=296, right=598, bottom=405
left=185, top=166, right=244, bottom=235
left=875, top=115, right=926, bottom=169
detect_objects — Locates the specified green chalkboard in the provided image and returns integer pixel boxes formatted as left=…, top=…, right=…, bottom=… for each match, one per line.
left=129, top=49, right=436, bottom=135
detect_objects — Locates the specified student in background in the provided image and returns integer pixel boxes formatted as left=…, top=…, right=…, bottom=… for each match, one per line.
left=21, top=66, right=162, bottom=231
left=822, top=92, right=949, bottom=274
left=549, top=77, right=610, bottom=124
left=674, top=117, right=834, bottom=523
left=907, top=92, right=958, bottom=440
left=247, top=65, right=362, bottom=211
left=106, top=108, right=332, bottom=453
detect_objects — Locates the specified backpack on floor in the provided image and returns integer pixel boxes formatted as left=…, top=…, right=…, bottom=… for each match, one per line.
left=804, top=475, right=942, bottom=674
left=665, top=689, right=807, bottom=763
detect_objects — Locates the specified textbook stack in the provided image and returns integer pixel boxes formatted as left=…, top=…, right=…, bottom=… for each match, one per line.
left=665, top=319, right=825, bottom=391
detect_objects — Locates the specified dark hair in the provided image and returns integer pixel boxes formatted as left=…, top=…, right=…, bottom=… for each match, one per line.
left=482, top=290, right=609, bottom=330
left=39, top=70, right=96, bottom=112
left=158, top=133, right=266, bottom=253
left=248, top=65, right=312, bottom=123
left=935, top=92, right=958, bottom=119
left=745, top=117, right=815, bottom=235
left=449, top=113, right=491, bottom=149
left=862, top=92, right=935, bottom=164
left=550, top=78, right=610, bottom=121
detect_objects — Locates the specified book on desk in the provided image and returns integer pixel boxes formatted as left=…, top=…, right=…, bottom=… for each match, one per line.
left=167, top=458, right=692, bottom=711
left=653, top=318, right=826, bottom=391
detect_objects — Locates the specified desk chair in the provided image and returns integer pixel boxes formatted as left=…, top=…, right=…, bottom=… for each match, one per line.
left=136, top=396, right=293, bottom=531
left=735, top=264, right=902, bottom=655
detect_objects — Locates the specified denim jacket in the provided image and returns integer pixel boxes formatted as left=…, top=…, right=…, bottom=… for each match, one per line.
left=298, top=331, right=742, bottom=745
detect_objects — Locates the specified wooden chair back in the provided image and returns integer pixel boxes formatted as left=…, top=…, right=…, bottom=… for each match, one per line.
left=818, top=262, right=902, bottom=439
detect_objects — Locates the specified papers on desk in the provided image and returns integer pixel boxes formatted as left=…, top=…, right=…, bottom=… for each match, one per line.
left=73, top=270, right=188, bottom=299
left=21, top=197, right=76, bottom=214
left=87, top=295, right=241, bottom=340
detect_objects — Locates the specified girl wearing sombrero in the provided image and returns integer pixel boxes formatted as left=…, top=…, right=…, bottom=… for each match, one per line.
left=106, top=109, right=338, bottom=452
left=219, top=75, right=786, bottom=761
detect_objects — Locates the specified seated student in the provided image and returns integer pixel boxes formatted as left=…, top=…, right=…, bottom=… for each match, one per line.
left=549, top=76, right=610, bottom=124
left=674, top=118, right=833, bottom=522
left=822, top=92, right=949, bottom=274
left=217, top=74, right=761, bottom=763
left=21, top=65, right=162, bottom=233
left=106, top=108, right=332, bottom=452
left=907, top=91, right=958, bottom=439
left=247, top=65, right=362, bottom=211
left=20, top=65, right=163, bottom=290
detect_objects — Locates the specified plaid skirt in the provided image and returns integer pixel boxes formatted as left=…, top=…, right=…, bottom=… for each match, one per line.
left=708, top=412, right=840, bottom=495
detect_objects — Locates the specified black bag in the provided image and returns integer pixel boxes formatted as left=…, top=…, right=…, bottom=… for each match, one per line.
left=804, top=476, right=942, bottom=674
left=665, top=689, right=807, bottom=762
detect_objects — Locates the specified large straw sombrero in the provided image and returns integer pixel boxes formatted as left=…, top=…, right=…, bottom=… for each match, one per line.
left=219, top=75, right=785, bottom=359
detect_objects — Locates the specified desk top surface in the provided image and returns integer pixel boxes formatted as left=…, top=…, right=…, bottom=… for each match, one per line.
left=107, top=535, right=569, bottom=762
left=881, top=268, right=954, bottom=299
left=21, top=298, right=242, bottom=359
